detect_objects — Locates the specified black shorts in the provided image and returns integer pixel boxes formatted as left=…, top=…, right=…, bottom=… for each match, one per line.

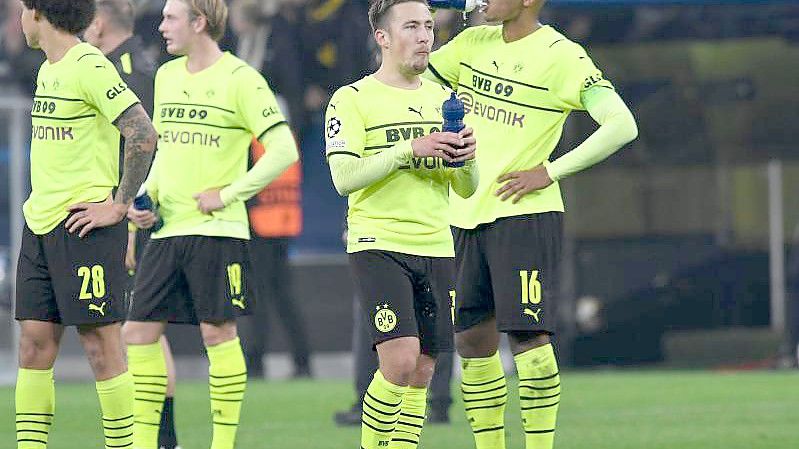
left=349, top=250, right=455, bottom=355
left=125, top=230, right=194, bottom=323
left=453, top=212, right=563, bottom=334
left=15, top=219, right=128, bottom=326
left=128, top=236, right=253, bottom=325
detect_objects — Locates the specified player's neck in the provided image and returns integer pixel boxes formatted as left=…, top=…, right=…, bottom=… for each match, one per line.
left=502, top=13, right=542, bottom=43
left=374, top=64, right=422, bottom=90
left=185, top=38, right=224, bottom=74
left=98, top=32, right=133, bottom=56
left=38, top=28, right=81, bottom=64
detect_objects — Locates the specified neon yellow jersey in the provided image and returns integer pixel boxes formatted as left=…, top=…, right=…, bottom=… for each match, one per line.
left=24, top=42, right=139, bottom=234
left=325, top=76, right=456, bottom=257
left=426, top=25, right=614, bottom=229
left=148, top=52, right=287, bottom=240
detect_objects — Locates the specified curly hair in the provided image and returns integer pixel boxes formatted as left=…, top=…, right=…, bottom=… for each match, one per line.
left=22, top=0, right=96, bottom=35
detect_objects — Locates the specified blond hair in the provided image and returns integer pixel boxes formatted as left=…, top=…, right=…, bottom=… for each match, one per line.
left=181, top=0, right=228, bottom=41
left=368, top=0, right=428, bottom=32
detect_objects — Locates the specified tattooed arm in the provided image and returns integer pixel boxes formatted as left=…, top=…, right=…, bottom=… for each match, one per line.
left=114, top=104, right=158, bottom=204
left=65, top=104, right=157, bottom=237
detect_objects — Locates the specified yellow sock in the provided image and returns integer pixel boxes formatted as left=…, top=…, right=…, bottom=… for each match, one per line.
left=96, top=371, right=135, bottom=449
left=128, top=342, right=167, bottom=449
left=362, top=370, right=407, bottom=449
left=515, top=344, right=561, bottom=449
left=461, top=352, right=507, bottom=449
left=389, top=386, right=427, bottom=449
left=16, top=367, right=55, bottom=449
left=207, top=337, right=247, bottom=449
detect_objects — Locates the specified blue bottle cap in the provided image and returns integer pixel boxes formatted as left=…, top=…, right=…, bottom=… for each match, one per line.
left=442, top=92, right=465, bottom=122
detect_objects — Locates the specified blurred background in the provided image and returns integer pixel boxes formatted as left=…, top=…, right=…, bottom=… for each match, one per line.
left=1, top=0, right=799, bottom=384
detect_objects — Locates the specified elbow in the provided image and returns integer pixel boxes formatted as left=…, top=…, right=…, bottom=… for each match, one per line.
left=455, top=184, right=477, bottom=199
left=622, top=113, right=639, bottom=145
left=334, top=184, right=353, bottom=197
left=464, top=185, right=478, bottom=199
left=287, top=143, right=300, bottom=164
left=331, top=177, right=353, bottom=197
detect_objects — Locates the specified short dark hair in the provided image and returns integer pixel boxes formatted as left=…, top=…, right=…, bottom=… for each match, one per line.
left=22, top=0, right=96, bottom=35
left=368, top=0, right=428, bottom=32
left=96, top=0, right=135, bottom=33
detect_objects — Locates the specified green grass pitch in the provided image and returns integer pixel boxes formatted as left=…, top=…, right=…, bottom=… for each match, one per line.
left=2, top=370, right=797, bottom=448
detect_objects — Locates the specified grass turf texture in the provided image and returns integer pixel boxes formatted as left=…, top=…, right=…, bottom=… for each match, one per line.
left=2, top=371, right=797, bottom=448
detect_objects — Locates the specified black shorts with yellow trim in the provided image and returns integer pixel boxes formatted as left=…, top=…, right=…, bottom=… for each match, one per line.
left=15, top=218, right=128, bottom=325
left=128, top=235, right=253, bottom=325
left=453, top=212, right=563, bottom=334
left=349, top=250, right=455, bottom=355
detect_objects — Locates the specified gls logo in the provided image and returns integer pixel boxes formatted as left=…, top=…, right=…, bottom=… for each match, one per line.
left=106, top=83, right=128, bottom=100
left=583, top=73, right=604, bottom=90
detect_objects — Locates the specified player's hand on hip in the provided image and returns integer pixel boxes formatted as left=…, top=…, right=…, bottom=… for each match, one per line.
left=65, top=197, right=127, bottom=238
left=411, top=132, right=462, bottom=162
left=127, top=205, right=158, bottom=229
left=496, top=165, right=553, bottom=204
left=193, top=188, right=225, bottom=214
left=447, top=127, right=477, bottom=163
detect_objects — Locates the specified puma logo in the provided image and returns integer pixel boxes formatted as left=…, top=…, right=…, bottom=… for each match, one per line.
left=492, top=60, right=500, bottom=71
left=89, top=302, right=107, bottom=316
left=524, top=307, right=542, bottom=322
left=212, top=408, right=223, bottom=416
left=182, top=90, right=190, bottom=99
left=408, top=106, right=423, bottom=119
left=232, top=298, right=246, bottom=309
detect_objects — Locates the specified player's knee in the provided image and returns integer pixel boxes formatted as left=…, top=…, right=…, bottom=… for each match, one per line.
left=82, top=341, right=108, bottom=374
left=456, top=321, right=501, bottom=358
left=381, top=351, right=419, bottom=385
left=508, top=331, right=550, bottom=353
left=455, top=330, right=488, bottom=356
left=410, top=356, right=436, bottom=386
left=18, top=334, right=58, bottom=369
left=200, top=322, right=237, bottom=347
left=122, top=321, right=159, bottom=345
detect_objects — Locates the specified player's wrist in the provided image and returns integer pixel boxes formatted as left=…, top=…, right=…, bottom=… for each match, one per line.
left=219, top=187, right=234, bottom=206
left=396, top=141, right=415, bottom=160
left=542, top=161, right=560, bottom=182
left=111, top=202, right=128, bottom=219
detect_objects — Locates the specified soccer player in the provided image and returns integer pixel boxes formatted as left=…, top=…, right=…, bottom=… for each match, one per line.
left=123, top=1, right=299, bottom=448
left=325, top=1, right=478, bottom=448
left=83, top=2, right=181, bottom=448
left=424, top=1, right=639, bottom=448
left=14, top=1, right=157, bottom=448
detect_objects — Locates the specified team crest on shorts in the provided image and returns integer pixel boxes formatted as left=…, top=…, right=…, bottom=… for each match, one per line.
left=374, top=303, right=397, bottom=333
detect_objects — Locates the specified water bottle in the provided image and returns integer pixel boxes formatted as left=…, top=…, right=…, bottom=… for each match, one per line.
left=428, top=0, right=484, bottom=12
left=133, top=191, right=163, bottom=231
left=442, top=92, right=466, bottom=168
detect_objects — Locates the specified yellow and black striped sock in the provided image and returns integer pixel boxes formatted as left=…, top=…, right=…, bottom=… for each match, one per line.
left=361, top=370, right=407, bottom=449
left=389, top=385, right=426, bottom=449
left=15, top=367, right=55, bottom=449
left=515, top=344, right=561, bottom=449
left=96, top=371, right=135, bottom=449
left=461, top=352, right=507, bottom=449
left=128, top=342, right=167, bottom=449
left=207, top=337, right=247, bottom=449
